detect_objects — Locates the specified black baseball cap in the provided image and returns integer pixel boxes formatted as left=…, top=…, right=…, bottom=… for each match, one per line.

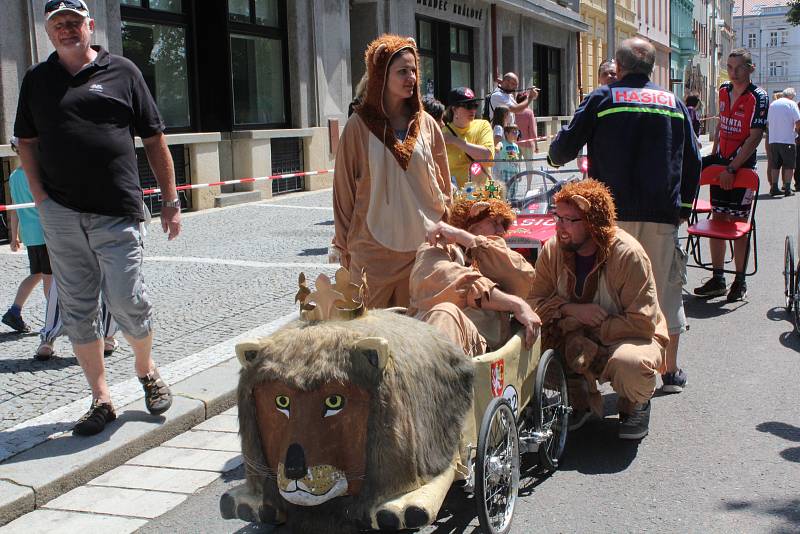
left=45, top=0, right=90, bottom=20
left=446, top=87, right=482, bottom=107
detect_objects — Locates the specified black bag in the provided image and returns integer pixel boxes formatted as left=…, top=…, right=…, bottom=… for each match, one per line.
left=482, top=93, right=493, bottom=121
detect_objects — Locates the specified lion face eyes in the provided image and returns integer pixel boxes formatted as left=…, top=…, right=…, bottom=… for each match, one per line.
left=274, top=394, right=345, bottom=418
left=323, top=394, right=344, bottom=417
left=275, top=395, right=290, bottom=418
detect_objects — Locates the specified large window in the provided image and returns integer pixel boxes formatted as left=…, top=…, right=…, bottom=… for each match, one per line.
left=449, top=26, right=472, bottom=89
left=121, top=0, right=181, bottom=12
left=417, top=19, right=436, bottom=98
left=230, top=35, right=285, bottom=125
left=120, top=1, right=192, bottom=130
left=228, top=0, right=288, bottom=127
left=747, top=33, right=756, bottom=48
left=416, top=17, right=473, bottom=101
left=532, top=44, right=563, bottom=116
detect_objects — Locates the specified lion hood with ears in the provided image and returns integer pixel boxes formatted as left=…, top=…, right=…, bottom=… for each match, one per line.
left=236, top=309, right=474, bottom=532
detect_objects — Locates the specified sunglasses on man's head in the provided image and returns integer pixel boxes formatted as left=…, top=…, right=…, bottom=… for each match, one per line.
left=458, top=102, right=480, bottom=110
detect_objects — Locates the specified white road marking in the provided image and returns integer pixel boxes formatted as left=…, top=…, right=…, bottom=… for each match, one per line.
left=144, top=257, right=335, bottom=269
left=254, top=204, right=332, bottom=211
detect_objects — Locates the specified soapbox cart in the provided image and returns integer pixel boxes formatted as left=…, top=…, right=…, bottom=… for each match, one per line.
left=454, top=327, right=569, bottom=534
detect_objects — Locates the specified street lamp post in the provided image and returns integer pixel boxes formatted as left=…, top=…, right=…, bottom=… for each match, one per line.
left=607, top=0, right=616, bottom=58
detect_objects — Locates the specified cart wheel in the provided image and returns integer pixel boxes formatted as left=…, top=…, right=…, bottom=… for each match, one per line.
left=534, top=349, right=569, bottom=472
left=475, top=397, right=520, bottom=534
left=794, top=262, right=800, bottom=335
left=784, top=236, right=795, bottom=313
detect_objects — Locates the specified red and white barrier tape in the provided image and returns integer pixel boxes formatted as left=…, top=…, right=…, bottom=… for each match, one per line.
left=0, top=168, right=335, bottom=212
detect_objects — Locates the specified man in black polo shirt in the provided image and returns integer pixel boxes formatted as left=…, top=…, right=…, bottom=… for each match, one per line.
left=14, top=0, right=181, bottom=436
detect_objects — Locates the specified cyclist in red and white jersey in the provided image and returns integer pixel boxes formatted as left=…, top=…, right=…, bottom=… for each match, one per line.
left=694, top=48, right=768, bottom=302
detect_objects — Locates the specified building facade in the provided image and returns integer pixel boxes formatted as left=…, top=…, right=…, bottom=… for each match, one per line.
left=635, top=0, right=670, bottom=89
left=669, top=0, right=696, bottom=98
left=683, top=0, right=735, bottom=131
left=734, top=1, right=800, bottom=99
left=579, top=0, right=637, bottom=96
left=0, top=0, right=586, bottom=224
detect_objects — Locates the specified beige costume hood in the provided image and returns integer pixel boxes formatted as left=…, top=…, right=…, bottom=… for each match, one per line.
left=355, top=34, right=422, bottom=170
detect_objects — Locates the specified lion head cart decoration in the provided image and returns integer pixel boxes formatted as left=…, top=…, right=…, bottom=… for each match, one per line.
left=220, top=268, right=474, bottom=532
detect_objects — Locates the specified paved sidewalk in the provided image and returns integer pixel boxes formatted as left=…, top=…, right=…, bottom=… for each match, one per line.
left=0, top=190, right=335, bottom=435
left=2, top=405, right=244, bottom=533
left=0, top=190, right=337, bottom=525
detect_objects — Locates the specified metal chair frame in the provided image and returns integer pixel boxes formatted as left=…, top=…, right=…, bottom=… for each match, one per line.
left=685, top=165, right=759, bottom=277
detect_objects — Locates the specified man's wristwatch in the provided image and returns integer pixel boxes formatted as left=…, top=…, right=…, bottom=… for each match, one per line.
left=726, top=165, right=737, bottom=175
left=162, top=199, right=181, bottom=209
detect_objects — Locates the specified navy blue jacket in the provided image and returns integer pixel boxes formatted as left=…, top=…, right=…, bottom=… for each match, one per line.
left=548, top=74, right=701, bottom=225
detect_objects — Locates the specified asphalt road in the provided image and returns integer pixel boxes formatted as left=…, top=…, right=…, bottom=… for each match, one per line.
left=136, top=154, right=800, bottom=534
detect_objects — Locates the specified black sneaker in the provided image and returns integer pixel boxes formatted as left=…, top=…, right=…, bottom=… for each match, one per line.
left=661, top=368, right=687, bottom=393
left=619, top=401, right=651, bottom=440
left=73, top=400, right=116, bottom=436
left=139, top=369, right=173, bottom=415
left=770, top=183, right=782, bottom=196
left=726, top=279, right=748, bottom=302
left=2, top=311, right=31, bottom=333
left=784, top=185, right=795, bottom=197
left=693, top=277, right=727, bottom=298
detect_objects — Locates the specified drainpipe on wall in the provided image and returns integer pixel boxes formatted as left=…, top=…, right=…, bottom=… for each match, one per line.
left=607, top=0, right=616, bottom=57
left=576, top=32, right=583, bottom=102
left=28, top=0, right=39, bottom=64
left=491, top=4, right=498, bottom=85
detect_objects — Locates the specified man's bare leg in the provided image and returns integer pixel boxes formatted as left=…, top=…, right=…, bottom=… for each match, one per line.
left=124, top=332, right=156, bottom=377
left=733, top=236, right=748, bottom=274
left=769, top=166, right=779, bottom=186
left=782, top=168, right=795, bottom=194
left=709, top=235, right=727, bottom=270
left=72, top=339, right=110, bottom=402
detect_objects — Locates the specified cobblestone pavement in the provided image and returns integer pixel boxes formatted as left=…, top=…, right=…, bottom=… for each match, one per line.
left=0, top=190, right=335, bottom=432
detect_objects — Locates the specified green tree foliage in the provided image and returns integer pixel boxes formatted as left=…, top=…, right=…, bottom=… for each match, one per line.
left=789, top=0, right=800, bottom=26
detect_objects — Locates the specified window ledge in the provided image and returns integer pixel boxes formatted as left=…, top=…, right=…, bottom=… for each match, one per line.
left=230, top=128, right=315, bottom=140
left=134, top=132, right=223, bottom=147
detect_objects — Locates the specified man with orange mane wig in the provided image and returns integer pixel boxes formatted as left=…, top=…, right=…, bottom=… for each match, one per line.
left=529, top=179, right=668, bottom=440
left=410, top=197, right=540, bottom=356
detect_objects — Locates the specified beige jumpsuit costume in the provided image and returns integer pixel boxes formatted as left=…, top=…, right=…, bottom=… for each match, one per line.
left=333, top=35, right=451, bottom=308
left=409, top=235, right=534, bottom=356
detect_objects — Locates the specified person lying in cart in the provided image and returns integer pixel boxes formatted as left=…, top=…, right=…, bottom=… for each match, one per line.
left=528, top=179, right=669, bottom=440
left=409, top=193, right=540, bottom=357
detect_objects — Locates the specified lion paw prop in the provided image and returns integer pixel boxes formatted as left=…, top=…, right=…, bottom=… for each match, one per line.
left=558, top=317, right=608, bottom=376
left=221, top=270, right=474, bottom=532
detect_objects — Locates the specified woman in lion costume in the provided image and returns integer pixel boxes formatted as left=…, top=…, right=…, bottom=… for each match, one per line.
left=220, top=276, right=474, bottom=533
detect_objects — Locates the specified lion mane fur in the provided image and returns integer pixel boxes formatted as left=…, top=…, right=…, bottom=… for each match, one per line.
left=553, top=178, right=617, bottom=253
left=237, top=309, right=474, bottom=531
left=449, top=197, right=516, bottom=232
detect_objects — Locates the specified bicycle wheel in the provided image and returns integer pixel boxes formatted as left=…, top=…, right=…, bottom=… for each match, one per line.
left=794, top=261, right=800, bottom=335
left=784, top=236, right=795, bottom=313
left=475, top=398, right=520, bottom=534
left=533, top=349, right=569, bottom=472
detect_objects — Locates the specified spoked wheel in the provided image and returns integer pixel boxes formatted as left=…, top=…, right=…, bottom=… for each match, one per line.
left=794, top=262, right=800, bottom=335
left=534, top=349, right=569, bottom=472
left=475, top=398, right=520, bottom=534
left=784, top=236, right=795, bottom=313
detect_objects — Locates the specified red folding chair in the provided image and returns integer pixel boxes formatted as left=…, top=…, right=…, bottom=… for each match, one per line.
left=685, top=164, right=759, bottom=276
left=693, top=198, right=712, bottom=214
